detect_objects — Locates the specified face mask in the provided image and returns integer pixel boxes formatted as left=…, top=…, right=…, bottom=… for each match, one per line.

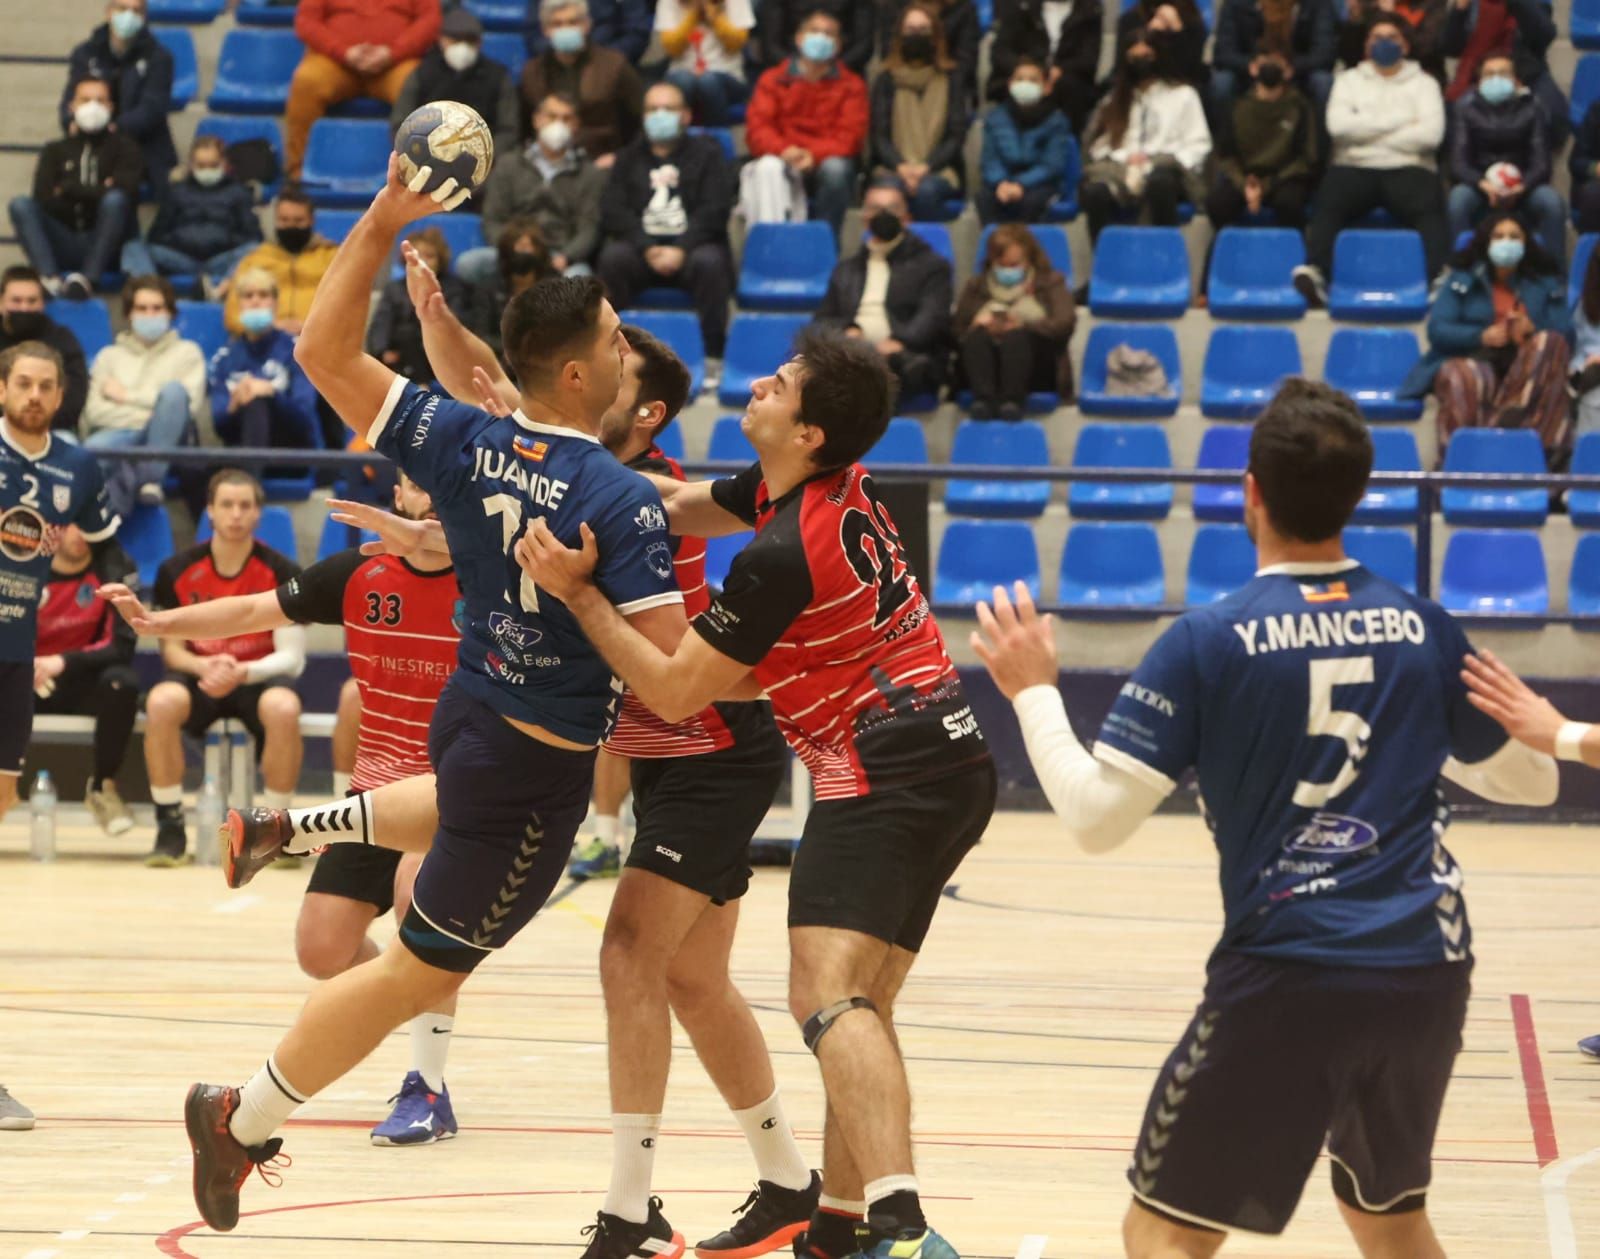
left=992, top=264, right=1027, bottom=287
left=538, top=120, right=572, bottom=152
left=508, top=251, right=543, bottom=275
left=1256, top=61, right=1285, bottom=88
left=192, top=165, right=224, bottom=186
left=131, top=313, right=170, bottom=343
left=1126, top=56, right=1156, bottom=81
left=867, top=209, right=903, bottom=243
left=5, top=310, right=46, bottom=338
left=549, top=25, right=585, bottom=54
left=74, top=101, right=111, bottom=134
left=277, top=225, right=312, bottom=254
left=1009, top=79, right=1044, bottom=107
left=109, top=8, right=143, bottom=39
left=1488, top=236, right=1525, bottom=269
left=239, top=306, right=275, bottom=335
left=1369, top=37, right=1404, bottom=67
left=1479, top=74, right=1515, bottom=104
left=900, top=32, right=934, bottom=63
left=799, top=31, right=836, bottom=62
left=643, top=108, right=682, bottom=143
left=443, top=40, right=479, bottom=71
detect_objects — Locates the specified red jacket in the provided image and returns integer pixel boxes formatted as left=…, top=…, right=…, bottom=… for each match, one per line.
left=296, top=0, right=440, bottom=63
left=745, top=59, right=869, bottom=162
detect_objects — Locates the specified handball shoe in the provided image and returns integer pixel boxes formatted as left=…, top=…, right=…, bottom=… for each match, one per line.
left=581, top=1197, right=686, bottom=1259
left=371, top=1071, right=458, bottom=1146
left=222, top=808, right=295, bottom=888
left=697, top=1173, right=821, bottom=1258
left=86, top=780, right=133, bottom=836
left=145, top=815, right=191, bottom=867
left=184, top=1083, right=290, bottom=1232
left=862, top=1227, right=957, bottom=1259
left=569, top=836, right=621, bottom=880
left=1579, top=1034, right=1600, bottom=1059
left=0, top=1084, right=35, bottom=1130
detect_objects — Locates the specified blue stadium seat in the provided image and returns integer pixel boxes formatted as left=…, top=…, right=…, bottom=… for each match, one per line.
left=736, top=222, right=836, bottom=311
left=301, top=119, right=391, bottom=208
left=1089, top=227, right=1190, bottom=317
left=945, top=420, right=1051, bottom=518
left=1068, top=424, right=1173, bottom=520
left=481, top=32, right=527, bottom=78
left=1186, top=523, right=1257, bottom=605
left=866, top=417, right=929, bottom=465
left=976, top=0, right=994, bottom=28
left=120, top=503, right=175, bottom=590
left=47, top=301, right=113, bottom=361
left=316, top=515, right=379, bottom=563
left=1440, top=428, right=1549, bottom=526
left=934, top=520, right=1041, bottom=605
left=652, top=423, right=685, bottom=460
left=1059, top=522, right=1166, bottom=607
left=1077, top=323, right=1181, bottom=418
left=907, top=223, right=954, bottom=268
left=1206, top=228, right=1306, bottom=320
left=621, top=309, right=705, bottom=397
left=236, top=0, right=297, bottom=23
left=1439, top=529, right=1548, bottom=613
left=1322, top=328, right=1425, bottom=421
left=197, top=505, right=298, bottom=561
left=1352, top=429, right=1421, bottom=525
left=689, top=126, right=736, bottom=162
left=313, top=209, right=361, bottom=244
left=390, top=213, right=485, bottom=278
left=1572, top=54, right=1600, bottom=127
left=1327, top=229, right=1428, bottom=322
left=1569, top=432, right=1600, bottom=527
left=1344, top=526, right=1417, bottom=593
left=1199, top=325, right=1302, bottom=419
left=975, top=224, right=1072, bottom=282
left=194, top=115, right=285, bottom=202
left=1571, top=233, right=1597, bottom=308
left=1039, top=134, right=1082, bottom=223
left=207, top=29, right=302, bottom=114
left=705, top=531, right=753, bottom=590
left=1575, top=0, right=1600, bottom=45
left=148, top=0, right=225, bottom=21
left=175, top=300, right=228, bottom=361
left=152, top=28, right=199, bottom=108
left=1192, top=424, right=1252, bottom=522
left=719, top=313, right=808, bottom=406
left=1570, top=533, right=1600, bottom=616
left=708, top=416, right=758, bottom=464
left=464, top=0, right=529, bottom=30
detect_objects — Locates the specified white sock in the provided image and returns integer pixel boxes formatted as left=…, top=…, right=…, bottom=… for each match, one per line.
left=820, top=1194, right=865, bottom=1214
left=283, top=792, right=374, bottom=855
left=410, top=1012, right=453, bottom=1093
left=151, top=784, right=182, bottom=807
left=864, top=1174, right=919, bottom=1211
left=603, top=1113, right=660, bottom=1223
left=332, top=771, right=351, bottom=797
left=593, top=813, right=619, bottom=845
left=262, top=789, right=293, bottom=810
left=229, top=1054, right=308, bottom=1148
left=732, top=1089, right=812, bottom=1190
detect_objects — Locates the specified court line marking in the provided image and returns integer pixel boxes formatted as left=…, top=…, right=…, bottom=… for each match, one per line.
left=211, top=893, right=261, bottom=915
left=1542, top=1146, right=1600, bottom=1259
left=1511, top=994, right=1560, bottom=1167
left=1014, top=1233, right=1048, bottom=1259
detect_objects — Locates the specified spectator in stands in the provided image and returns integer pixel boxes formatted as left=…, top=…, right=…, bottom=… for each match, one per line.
left=82, top=275, right=204, bottom=518
left=654, top=0, right=757, bottom=126
left=979, top=56, right=1074, bottom=226
left=287, top=0, right=442, bottom=178
left=1339, top=0, right=1447, bottom=77
left=742, top=10, right=869, bottom=236
left=1447, top=53, right=1563, bottom=263
left=461, top=93, right=603, bottom=285
left=1441, top=0, right=1566, bottom=147
left=210, top=268, right=321, bottom=451
left=1400, top=213, right=1571, bottom=462
left=870, top=3, right=968, bottom=222
left=988, top=0, right=1104, bottom=136
left=469, top=220, right=558, bottom=362
left=954, top=223, right=1075, bottom=419
left=880, top=0, right=980, bottom=101
left=368, top=227, right=467, bottom=383
left=8, top=77, right=142, bottom=302
left=520, top=0, right=644, bottom=169
left=1211, top=0, right=1338, bottom=119
left=221, top=189, right=338, bottom=335
left=1292, top=16, right=1446, bottom=308
left=120, top=136, right=263, bottom=300
left=391, top=8, right=520, bottom=160
left=33, top=525, right=140, bottom=838
left=1571, top=99, right=1600, bottom=236
left=1117, top=0, right=1213, bottom=91
left=1081, top=37, right=1211, bottom=242
left=524, top=0, right=651, bottom=61
left=756, top=0, right=875, bottom=74
left=810, top=180, right=951, bottom=400
left=596, top=83, right=734, bottom=359
left=143, top=469, right=304, bottom=866
left=0, top=267, right=89, bottom=433
left=62, top=0, right=177, bottom=189
left=1205, top=50, right=1318, bottom=237
left=1571, top=246, right=1600, bottom=438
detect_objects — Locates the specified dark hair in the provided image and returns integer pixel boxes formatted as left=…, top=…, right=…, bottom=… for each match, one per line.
left=1248, top=378, right=1373, bottom=543
left=1365, top=12, right=1414, bottom=44
left=276, top=185, right=315, bottom=214
left=1089, top=35, right=1167, bottom=149
left=501, top=274, right=608, bottom=388
left=619, top=323, right=692, bottom=438
left=0, top=265, right=44, bottom=299
left=1451, top=210, right=1560, bottom=277
left=410, top=224, right=453, bottom=273
left=68, top=74, right=114, bottom=102
left=495, top=216, right=555, bottom=282
left=206, top=467, right=265, bottom=507
left=983, top=223, right=1056, bottom=277
left=190, top=134, right=225, bottom=162
left=798, top=7, right=841, bottom=30
left=0, top=340, right=64, bottom=385
left=121, top=273, right=177, bottom=318
left=885, top=0, right=956, bottom=72
left=793, top=326, right=895, bottom=470
left=1010, top=52, right=1047, bottom=75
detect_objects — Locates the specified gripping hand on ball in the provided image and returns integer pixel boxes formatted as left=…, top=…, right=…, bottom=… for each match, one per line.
left=376, top=153, right=469, bottom=228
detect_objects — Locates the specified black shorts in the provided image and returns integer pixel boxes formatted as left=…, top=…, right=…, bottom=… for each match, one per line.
left=0, top=660, right=33, bottom=775
left=306, top=843, right=403, bottom=913
left=1127, top=950, right=1473, bottom=1236
left=399, top=682, right=594, bottom=973
left=624, top=704, right=788, bottom=904
left=166, top=672, right=297, bottom=744
left=788, top=755, right=996, bottom=952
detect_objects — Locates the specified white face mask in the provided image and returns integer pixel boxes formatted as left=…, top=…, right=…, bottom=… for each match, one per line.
left=192, top=165, right=224, bottom=186
left=538, top=120, right=572, bottom=153
left=74, top=101, right=111, bottom=134
left=443, top=40, right=479, bottom=71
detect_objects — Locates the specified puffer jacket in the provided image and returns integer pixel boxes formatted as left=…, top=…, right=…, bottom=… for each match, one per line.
left=147, top=172, right=262, bottom=261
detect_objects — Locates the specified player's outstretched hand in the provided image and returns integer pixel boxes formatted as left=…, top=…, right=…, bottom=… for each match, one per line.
left=514, top=518, right=598, bottom=601
left=97, top=582, right=169, bottom=634
left=327, top=498, right=450, bottom=562
left=1462, top=649, right=1565, bottom=755
left=971, top=581, right=1060, bottom=701
left=400, top=239, right=448, bottom=323
left=471, top=364, right=519, bottom=417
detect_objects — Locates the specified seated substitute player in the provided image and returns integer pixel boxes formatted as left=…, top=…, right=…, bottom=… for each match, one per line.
left=178, top=158, right=691, bottom=1235
left=101, top=470, right=466, bottom=1146
left=0, top=340, right=119, bottom=824
left=143, top=468, right=305, bottom=867
left=970, top=378, right=1560, bottom=1259
left=515, top=326, right=995, bottom=1259
left=34, top=523, right=141, bottom=836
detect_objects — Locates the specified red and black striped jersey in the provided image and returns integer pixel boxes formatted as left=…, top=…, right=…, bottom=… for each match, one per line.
left=695, top=463, right=989, bottom=799
left=278, top=549, right=461, bottom=792
left=155, top=541, right=299, bottom=662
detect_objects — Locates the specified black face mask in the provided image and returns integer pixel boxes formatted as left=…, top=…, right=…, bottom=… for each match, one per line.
left=508, top=251, right=543, bottom=275
left=868, top=209, right=903, bottom=243
left=1256, top=61, right=1285, bottom=88
left=277, top=225, right=312, bottom=254
left=4, top=310, right=47, bottom=338
left=1126, top=56, right=1156, bottom=80
left=900, top=33, right=934, bottom=63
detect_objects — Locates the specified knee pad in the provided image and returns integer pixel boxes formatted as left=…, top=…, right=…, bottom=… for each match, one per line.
left=801, top=995, right=876, bottom=1053
left=1330, top=1159, right=1426, bottom=1215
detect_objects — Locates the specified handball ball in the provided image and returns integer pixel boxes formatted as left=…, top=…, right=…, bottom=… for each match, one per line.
left=395, top=101, right=494, bottom=196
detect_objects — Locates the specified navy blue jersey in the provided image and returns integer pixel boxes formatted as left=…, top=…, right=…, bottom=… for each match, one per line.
left=0, top=426, right=118, bottom=662
left=371, top=379, right=682, bottom=744
left=1094, top=560, right=1508, bottom=969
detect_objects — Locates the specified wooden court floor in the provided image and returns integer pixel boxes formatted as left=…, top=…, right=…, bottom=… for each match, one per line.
left=2, top=810, right=1598, bottom=1258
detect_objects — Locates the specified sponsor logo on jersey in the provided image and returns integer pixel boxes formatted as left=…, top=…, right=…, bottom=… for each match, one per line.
left=0, top=506, right=49, bottom=562
left=410, top=395, right=440, bottom=449
left=1120, top=681, right=1176, bottom=717
left=513, top=436, right=548, bottom=462
left=634, top=502, right=666, bottom=533
left=1285, top=811, right=1379, bottom=856
left=942, top=706, right=980, bottom=739
left=645, top=540, right=672, bottom=580
left=484, top=650, right=526, bottom=686
left=52, top=485, right=70, bottom=512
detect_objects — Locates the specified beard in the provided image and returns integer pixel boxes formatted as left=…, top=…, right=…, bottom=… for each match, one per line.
left=7, top=403, right=53, bottom=435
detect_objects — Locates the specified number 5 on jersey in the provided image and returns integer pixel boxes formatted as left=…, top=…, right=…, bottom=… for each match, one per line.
left=1294, top=656, right=1374, bottom=808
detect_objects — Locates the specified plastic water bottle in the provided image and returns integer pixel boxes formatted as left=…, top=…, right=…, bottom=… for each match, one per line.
left=29, top=770, right=57, bottom=862
left=195, top=774, right=224, bottom=868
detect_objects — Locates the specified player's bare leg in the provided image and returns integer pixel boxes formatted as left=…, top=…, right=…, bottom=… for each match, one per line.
left=1120, top=1203, right=1226, bottom=1259
left=295, top=895, right=381, bottom=979
left=666, top=898, right=775, bottom=1109
left=573, top=749, right=631, bottom=879
left=144, top=681, right=194, bottom=865
left=1337, top=1201, right=1447, bottom=1259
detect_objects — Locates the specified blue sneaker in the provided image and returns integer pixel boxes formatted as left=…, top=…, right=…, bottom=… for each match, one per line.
left=863, top=1229, right=958, bottom=1259
left=370, top=1071, right=457, bottom=1146
left=569, top=836, right=621, bottom=880
left=1579, top=1034, right=1600, bottom=1060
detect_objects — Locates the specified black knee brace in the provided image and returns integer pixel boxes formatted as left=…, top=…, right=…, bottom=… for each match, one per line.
left=801, top=996, right=877, bottom=1052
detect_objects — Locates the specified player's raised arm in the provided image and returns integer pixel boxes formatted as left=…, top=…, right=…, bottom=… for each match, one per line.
left=401, top=241, right=521, bottom=415
left=99, top=583, right=290, bottom=640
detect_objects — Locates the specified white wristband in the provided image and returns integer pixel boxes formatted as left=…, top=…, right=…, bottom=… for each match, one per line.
left=1556, top=722, right=1593, bottom=763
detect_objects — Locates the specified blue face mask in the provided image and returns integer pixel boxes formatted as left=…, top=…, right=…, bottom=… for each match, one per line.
left=1488, top=237, right=1525, bottom=269
left=130, top=313, right=170, bottom=343
left=643, top=108, right=682, bottom=143
left=1478, top=74, right=1516, bottom=104
left=240, top=306, right=275, bottom=335
left=1369, top=37, right=1404, bottom=67
left=109, top=8, right=143, bottom=40
left=992, top=264, right=1027, bottom=287
left=799, top=31, right=837, bottom=62
left=549, top=25, right=585, bottom=54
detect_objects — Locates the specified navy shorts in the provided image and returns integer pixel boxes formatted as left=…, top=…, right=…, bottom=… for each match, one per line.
left=400, top=683, right=595, bottom=973
left=1127, top=950, right=1473, bottom=1236
left=0, top=660, right=33, bottom=775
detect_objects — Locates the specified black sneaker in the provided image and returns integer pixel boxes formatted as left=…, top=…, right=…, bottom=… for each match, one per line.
left=581, top=1197, right=685, bottom=1259
left=1291, top=264, right=1327, bottom=309
left=697, top=1173, right=821, bottom=1258
left=184, top=1083, right=291, bottom=1232
left=146, top=814, right=192, bottom=867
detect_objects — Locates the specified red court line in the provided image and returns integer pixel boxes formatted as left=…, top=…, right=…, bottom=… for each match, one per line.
left=1510, top=993, right=1560, bottom=1168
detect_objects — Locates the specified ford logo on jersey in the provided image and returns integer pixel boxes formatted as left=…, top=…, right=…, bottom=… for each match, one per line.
left=1285, top=812, right=1379, bottom=855
left=488, top=611, right=542, bottom=649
